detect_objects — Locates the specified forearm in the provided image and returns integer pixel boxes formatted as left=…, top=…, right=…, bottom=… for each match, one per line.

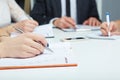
left=8, top=0, right=28, bottom=22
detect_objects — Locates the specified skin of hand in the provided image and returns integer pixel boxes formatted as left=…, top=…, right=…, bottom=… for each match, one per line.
left=53, top=16, right=76, bottom=29
left=0, top=33, right=47, bottom=58
left=12, top=20, right=39, bottom=32
left=100, top=21, right=120, bottom=36
left=83, top=17, right=101, bottom=26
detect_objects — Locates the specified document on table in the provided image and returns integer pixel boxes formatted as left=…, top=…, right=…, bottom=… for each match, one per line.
left=61, top=24, right=100, bottom=32
left=86, top=31, right=120, bottom=40
left=33, top=24, right=54, bottom=38
left=11, top=24, right=54, bottom=38
left=0, top=42, right=77, bottom=70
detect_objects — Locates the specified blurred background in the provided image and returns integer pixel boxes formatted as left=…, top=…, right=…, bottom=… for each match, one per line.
left=17, top=0, right=120, bottom=22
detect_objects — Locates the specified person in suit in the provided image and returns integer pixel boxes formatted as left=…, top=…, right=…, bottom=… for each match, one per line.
left=31, top=0, right=101, bottom=29
left=100, top=20, right=120, bottom=36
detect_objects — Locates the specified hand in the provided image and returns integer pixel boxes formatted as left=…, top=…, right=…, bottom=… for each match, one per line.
left=83, top=17, right=101, bottom=26
left=0, top=33, right=47, bottom=58
left=53, top=16, right=76, bottom=29
left=13, top=20, right=38, bottom=32
left=100, top=22, right=120, bottom=36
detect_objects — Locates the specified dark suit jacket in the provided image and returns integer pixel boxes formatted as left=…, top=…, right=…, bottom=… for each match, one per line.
left=15, top=0, right=24, bottom=9
left=30, top=0, right=101, bottom=25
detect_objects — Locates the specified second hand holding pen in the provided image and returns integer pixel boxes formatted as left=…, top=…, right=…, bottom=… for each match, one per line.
left=106, top=12, right=111, bottom=37
left=13, top=26, right=54, bottom=53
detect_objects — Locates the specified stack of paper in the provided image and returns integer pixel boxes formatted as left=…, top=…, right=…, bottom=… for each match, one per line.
left=0, top=42, right=77, bottom=70
left=33, top=24, right=54, bottom=38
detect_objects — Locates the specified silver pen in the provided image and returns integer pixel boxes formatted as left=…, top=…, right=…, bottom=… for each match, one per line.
left=106, top=12, right=111, bottom=37
left=13, top=26, right=54, bottom=53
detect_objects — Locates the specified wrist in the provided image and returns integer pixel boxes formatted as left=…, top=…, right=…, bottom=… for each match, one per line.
left=53, top=19, right=57, bottom=26
left=49, top=18, right=59, bottom=27
left=53, top=19, right=60, bottom=28
left=6, top=25, right=16, bottom=34
left=0, top=28, right=10, bottom=39
left=0, top=25, right=15, bottom=38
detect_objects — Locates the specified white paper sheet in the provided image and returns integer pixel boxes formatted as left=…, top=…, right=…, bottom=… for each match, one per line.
left=0, top=42, right=76, bottom=67
left=86, top=31, right=120, bottom=40
left=61, top=25, right=100, bottom=32
left=33, top=24, right=54, bottom=38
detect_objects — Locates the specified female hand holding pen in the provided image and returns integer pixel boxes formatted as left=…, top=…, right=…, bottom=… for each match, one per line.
left=0, top=33, right=47, bottom=58
left=100, top=21, right=120, bottom=36
left=12, top=19, right=38, bottom=32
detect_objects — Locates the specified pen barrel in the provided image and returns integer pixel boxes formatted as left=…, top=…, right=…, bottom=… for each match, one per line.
left=106, top=12, right=111, bottom=36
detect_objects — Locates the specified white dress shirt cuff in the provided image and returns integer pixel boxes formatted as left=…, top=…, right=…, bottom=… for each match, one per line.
left=49, top=18, right=59, bottom=28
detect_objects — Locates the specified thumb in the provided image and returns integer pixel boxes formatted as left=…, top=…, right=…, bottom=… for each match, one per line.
left=83, top=20, right=89, bottom=25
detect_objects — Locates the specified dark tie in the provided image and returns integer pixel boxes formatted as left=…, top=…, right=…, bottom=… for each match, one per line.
left=66, top=0, right=71, bottom=17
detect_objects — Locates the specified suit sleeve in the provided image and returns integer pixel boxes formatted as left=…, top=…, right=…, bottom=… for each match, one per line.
left=30, top=0, right=52, bottom=25
left=88, top=0, right=101, bottom=22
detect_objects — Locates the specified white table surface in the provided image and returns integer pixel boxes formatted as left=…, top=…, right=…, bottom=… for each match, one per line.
left=0, top=27, right=120, bottom=80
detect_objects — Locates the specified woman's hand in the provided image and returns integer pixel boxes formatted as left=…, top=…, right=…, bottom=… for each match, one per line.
left=13, top=20, right=38, bottom=32
left=0, top=33, right=47, bottom=58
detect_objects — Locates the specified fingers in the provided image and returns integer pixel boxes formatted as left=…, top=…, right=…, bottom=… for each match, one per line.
left=100, top=21, right=119, bottom=36
left=24, top=33, right=47, bottom=47
left=23, top=20, right=38, bottom=32
left=83, top=17, right=101, bottom=26
left=16, top=20, right=39, bottom=32
left=64, top=17, right=76, bottom=27
left=24, top=37, right=45, bottom=53
left=20, top=44, right=44, bottom=58
left=83, top=20, right=88, bottom=25
left=54, top=17, right=76, bottom=29
left=100, top=22, right=109, bottom=36
left=12, top=33, right=47, bottom=58
left=28, top=20, right=39, bottom=26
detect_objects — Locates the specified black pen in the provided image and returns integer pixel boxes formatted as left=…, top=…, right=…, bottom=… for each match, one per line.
left=65, top=37, right=85, bottom=40
left=13, top=26, right=54, bottom=53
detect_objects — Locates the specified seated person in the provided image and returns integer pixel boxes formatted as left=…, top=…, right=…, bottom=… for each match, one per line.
left=31, top=0, right=101, bottom=29
left=0, top=0, right=38, bottom=32
left=100, top=20, right=120, bottom=36
left=0, top=25, right=47, bottom=58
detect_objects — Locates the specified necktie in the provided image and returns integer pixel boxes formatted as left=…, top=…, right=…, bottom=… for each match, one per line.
left=24, top=0, right=31, bottom=14
left=66, top=0, right=71, bottom=17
